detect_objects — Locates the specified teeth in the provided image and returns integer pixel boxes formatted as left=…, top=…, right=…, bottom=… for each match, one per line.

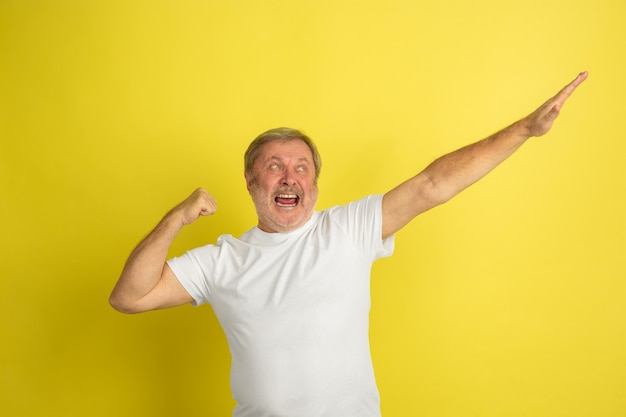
left=275, top=193, right=298, bottom=207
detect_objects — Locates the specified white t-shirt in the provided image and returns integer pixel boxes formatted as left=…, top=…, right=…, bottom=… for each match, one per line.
left=167, top=194, right=395, bottom=417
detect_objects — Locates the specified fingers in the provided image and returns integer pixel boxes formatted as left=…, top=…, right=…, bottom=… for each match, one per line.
left=555, top=71, right=588, bottom=102
left=525, top=71, right=587, bottom=137
left=192, top=187, right=217, bottom=217
left=175, top=187, right=218, bottom=225
left=540, top=71, right=588, bottom=122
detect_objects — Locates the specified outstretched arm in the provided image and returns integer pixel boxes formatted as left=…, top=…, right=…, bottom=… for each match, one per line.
left=382, top=71, right=588, bottom=239
left=109, top=188, right=217, bottom=314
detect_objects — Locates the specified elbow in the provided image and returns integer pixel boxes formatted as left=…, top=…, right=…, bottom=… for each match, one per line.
left=432, top=189, right=456, bottom=207
left=422, top=174, right=456, bottom=208
left=424, top=187, right=452, bottom=208
left=108, top=292, right=142, bottom=315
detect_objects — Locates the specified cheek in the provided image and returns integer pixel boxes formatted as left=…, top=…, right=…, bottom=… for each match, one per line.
left=305, top=184, right=319, bottom=203
left=248, top=183, right=262, bottom=201
left=249, top=183, right=275, bottom=206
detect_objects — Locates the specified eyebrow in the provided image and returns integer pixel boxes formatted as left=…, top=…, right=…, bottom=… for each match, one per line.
left=268, top=156, right=310, bottom=163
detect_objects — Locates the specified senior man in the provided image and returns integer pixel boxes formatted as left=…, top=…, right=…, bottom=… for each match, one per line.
left=110, top=72, right=588, bottom=417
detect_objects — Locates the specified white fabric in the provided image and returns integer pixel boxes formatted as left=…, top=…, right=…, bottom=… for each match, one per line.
left=167, top=194, right=395, bottom=417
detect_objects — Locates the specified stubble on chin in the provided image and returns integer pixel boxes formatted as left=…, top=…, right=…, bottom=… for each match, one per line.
left=249, top=184, right=318, bottom=233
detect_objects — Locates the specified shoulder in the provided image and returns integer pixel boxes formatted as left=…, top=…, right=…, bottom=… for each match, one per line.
left=323, top=194, right=384, bottom=214
left=322, top=194, right=384, bottom=223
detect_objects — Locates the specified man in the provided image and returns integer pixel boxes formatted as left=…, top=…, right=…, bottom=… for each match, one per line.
left=110, top=72, right=588, bottom=416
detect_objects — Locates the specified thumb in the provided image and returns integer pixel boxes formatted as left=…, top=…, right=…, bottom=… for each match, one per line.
left=546, top=104, right=561, bottom=121
left=533, top=104, right=561, bottom=137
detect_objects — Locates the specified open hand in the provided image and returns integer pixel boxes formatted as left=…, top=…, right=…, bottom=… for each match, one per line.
left=524, top=71, right=588, bottom=137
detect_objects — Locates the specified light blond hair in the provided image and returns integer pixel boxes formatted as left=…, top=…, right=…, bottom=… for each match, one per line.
left=244, top=127, right=322, bottom=183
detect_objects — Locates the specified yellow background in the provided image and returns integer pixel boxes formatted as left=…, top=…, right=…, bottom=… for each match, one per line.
left=1, top=1, right=625, bottom=416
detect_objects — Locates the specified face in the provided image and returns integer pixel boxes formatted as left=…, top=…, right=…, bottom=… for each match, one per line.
left=245, top=139, right=319, bottom=233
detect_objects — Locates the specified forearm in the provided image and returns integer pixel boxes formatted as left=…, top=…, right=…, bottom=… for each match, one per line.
left=109, top=211, right=183, bottom=311
left=422, top=119, right=531, bottom=203
left=382, top=120, right=531, bottom=238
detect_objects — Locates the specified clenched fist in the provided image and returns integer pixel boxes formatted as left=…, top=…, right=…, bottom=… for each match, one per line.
left=171, top=188, right=218, bottom=226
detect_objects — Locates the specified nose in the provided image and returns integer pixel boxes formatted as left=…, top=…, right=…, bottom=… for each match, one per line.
left=281, top=169, right=297, bottom=186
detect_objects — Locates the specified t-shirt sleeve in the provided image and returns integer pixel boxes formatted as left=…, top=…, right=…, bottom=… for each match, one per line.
left=331, top=194, right=395, bottom=261
left=166, top=244, right=215, bottom=306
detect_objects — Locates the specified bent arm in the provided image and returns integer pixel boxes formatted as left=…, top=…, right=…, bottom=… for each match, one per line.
left=382, top=71, right=588, bottom=239
left=109, top=215, right=191, bottom=314
left=109, top=188, right=217, bottom=314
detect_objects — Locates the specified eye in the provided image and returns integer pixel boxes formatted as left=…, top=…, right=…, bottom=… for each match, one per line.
left=296, top=166, right=307, bottom=172
left=270, top=163, right=281, bottom=170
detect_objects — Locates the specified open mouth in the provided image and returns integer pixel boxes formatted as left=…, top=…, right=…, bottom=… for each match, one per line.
left=275, top=193, right=299, bottom=207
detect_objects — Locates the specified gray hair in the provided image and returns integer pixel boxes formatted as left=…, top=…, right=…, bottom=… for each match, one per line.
left=244, top=127, right=322, bottom=183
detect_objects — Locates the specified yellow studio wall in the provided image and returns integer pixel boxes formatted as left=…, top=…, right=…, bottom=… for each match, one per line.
left=1, top=0, right=624, bottom=416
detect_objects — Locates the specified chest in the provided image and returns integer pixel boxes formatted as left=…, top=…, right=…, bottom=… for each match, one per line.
left=209, top=227, right=372, bottom=329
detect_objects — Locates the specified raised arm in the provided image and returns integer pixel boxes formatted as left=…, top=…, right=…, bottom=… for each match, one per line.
left=109, top=188, right=217, bottom=314
left=382, top=71, right=588, bottom=239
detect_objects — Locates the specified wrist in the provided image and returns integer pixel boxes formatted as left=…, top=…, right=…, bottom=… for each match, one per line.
left=508, top=118, right=534, bottom=140
left=160, top=208, right=186, bottom=235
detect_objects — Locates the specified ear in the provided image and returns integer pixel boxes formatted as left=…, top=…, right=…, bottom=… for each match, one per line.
left=244, top=171, right=253, bottom=194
